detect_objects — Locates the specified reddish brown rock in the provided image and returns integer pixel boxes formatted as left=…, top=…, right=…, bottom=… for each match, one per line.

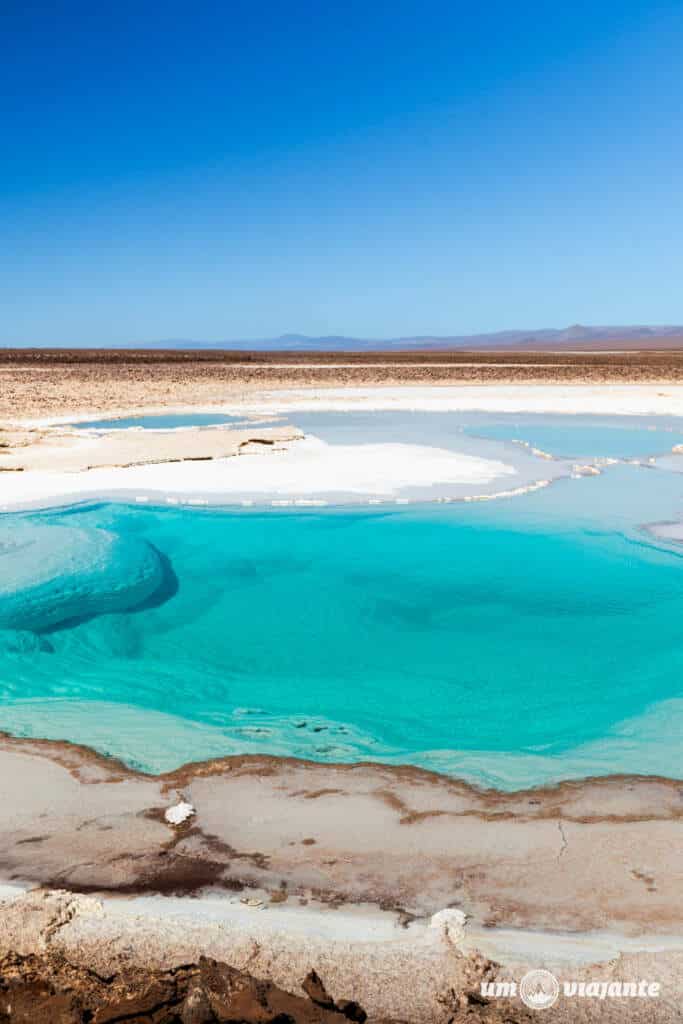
left=0, top=952, right=372, bottom=1024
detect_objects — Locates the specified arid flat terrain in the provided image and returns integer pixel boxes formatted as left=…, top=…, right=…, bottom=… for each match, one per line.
left=4, top=348, right=683, bottom=420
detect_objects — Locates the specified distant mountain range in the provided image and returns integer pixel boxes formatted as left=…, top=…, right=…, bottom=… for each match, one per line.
left=115, top=325, right=683, bottom=351
left=10, top=325, right=683, bottom=351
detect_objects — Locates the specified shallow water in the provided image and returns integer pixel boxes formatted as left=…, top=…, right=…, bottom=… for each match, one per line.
left=293, top=410, right=683, bottom=459
left=72, top=412, right=245, bottom=430
left=2, top=448, right=683, bottom=788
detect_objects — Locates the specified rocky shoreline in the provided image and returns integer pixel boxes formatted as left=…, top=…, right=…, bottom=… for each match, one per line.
left=1, top=886, right=680, bottom=1023
left=2, top=732, right=682, bottom=927
left=1, top=946, right=375, bottom=1024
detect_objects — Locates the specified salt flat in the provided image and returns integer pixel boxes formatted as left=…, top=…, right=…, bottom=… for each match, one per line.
left=6, top=382, right=683, bottom=511
left=0, top=434, right=516, bottom=509
left=242, top=383, right=683, bottom=416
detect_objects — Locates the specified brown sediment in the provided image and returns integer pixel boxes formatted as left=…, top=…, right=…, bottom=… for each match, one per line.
left=3, top=728, right=683, bottom=814
left=0, top=730, right=140, bottom=782
left=299, top=789, right=346, bottom=800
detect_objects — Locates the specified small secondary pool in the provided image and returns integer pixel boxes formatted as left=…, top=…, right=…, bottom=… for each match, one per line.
left=72, top=412, right=245, bottom=431
left=292, top=410, right=683, bottom=460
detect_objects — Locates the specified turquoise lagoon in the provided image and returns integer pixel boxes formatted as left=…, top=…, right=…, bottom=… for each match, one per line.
left=2, top=413, right=683, bottom=790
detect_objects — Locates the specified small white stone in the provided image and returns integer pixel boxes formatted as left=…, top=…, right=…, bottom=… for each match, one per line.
left=164, top=801, right=196, bottom=826
left=240, top=897, right=265, bottom=908
left=429, top=907, right=468, bottom=943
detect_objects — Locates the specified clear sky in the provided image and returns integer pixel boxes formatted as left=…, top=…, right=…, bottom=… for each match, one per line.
left=2, top=1, right=682, bottom=345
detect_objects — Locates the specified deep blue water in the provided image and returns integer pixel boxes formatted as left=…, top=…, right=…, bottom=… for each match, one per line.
left=2, top=460, right=683, bottom=788
left=73, top=412, right=245, bottom=430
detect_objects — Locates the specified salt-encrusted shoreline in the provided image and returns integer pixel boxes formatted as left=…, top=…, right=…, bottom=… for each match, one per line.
left=4, top=381, right=683, bottom=510
left=0, top=409, right=537, bottom=511
left=0, top=434, right=518, bottom=510
left=2, top=731, right=682, bottom=931
left=9, top=381, right=683, bottom=427
left=1, top=733, right=683, bottom=1020
left=7, top=382, right=683, bottom=512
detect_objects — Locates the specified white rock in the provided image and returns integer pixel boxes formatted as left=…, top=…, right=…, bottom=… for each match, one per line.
left=164, top=801, right=196, bottom=826
left=429, top=907, right=468, bottom=944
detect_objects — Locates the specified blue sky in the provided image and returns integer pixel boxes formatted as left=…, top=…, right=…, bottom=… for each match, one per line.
left=2, top=1, right=682, bottom=345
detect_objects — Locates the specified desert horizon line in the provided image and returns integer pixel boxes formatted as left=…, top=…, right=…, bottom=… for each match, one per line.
left=4, top=322, right=683, bottom=352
